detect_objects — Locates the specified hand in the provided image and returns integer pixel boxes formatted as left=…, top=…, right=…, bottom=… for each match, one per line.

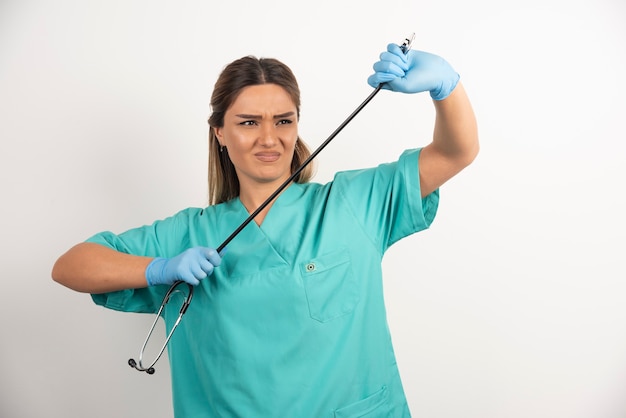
left=367, top=43, right=460, bottom=100
left=145, top=247, right=222, bottom=286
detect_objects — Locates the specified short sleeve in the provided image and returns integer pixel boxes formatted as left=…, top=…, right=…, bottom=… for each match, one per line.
left=334, top=148, right=439, bottom=253
left=85, top=210, right=197, bottom=313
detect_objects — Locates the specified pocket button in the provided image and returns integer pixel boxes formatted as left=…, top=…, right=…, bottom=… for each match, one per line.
left=305, top=263, right=316, bottom=272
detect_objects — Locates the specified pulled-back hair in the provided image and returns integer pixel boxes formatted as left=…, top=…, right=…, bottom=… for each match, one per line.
left=207, top=56, right=314, bottom=205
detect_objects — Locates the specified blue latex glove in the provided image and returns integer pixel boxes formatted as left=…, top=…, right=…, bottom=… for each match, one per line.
left=145, top=247, right=222, bottom=286
left=367, top=43, right=460, bottom=100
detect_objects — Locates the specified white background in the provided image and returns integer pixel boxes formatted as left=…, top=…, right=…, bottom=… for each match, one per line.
left=1, top=0, right=625, bottom=417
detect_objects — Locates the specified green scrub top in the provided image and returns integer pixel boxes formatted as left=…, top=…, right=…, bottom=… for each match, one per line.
left=89, top=148, right=439, bottom=417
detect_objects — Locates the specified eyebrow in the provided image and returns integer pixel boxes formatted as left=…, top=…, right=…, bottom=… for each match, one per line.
left=234, top=111, right=296, bottom=120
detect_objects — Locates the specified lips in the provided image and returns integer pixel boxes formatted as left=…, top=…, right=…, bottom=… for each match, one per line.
left=254, top=152, right=280, bottom=162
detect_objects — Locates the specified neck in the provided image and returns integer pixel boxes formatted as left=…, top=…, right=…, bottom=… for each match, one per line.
left=239, top=181, right=289, bottom=226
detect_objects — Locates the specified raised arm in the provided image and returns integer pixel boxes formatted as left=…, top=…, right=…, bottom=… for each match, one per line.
left=419, top=82, right=478, bottom=197
left=367, top=42, right=479, bottom=196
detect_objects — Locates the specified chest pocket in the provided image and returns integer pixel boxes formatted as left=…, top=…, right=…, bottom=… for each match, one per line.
left=300, top=247, right=360, bottom=323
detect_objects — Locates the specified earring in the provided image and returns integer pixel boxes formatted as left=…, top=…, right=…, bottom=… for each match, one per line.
left=219, top=144, right=224, bottom=153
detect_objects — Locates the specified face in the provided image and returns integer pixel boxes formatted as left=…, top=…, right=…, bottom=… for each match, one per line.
left=214, top=83, right=298, bottom=191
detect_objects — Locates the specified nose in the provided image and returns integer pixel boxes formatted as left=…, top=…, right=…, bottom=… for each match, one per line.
left=258, top=124, right=277, bottom=147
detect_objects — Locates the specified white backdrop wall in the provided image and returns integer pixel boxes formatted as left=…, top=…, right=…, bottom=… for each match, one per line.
left=1, top=0, right=625, bottom=417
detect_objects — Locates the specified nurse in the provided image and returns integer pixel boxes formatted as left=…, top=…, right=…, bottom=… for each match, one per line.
left=52, top=42, right=478, bottom=417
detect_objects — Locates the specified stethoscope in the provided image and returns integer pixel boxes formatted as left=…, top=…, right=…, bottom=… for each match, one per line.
left=129, top=33, right=415, bottom=374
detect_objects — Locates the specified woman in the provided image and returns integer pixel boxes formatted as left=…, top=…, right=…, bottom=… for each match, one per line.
left=53, top=42, right=478, bottom=417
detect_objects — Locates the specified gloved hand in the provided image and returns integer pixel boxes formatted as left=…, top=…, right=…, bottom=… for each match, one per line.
left=367, top=43, right=460, bottom=100
left=145, top=247, right=222, bottom=286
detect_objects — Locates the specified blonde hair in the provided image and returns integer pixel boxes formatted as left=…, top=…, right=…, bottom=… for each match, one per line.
left=207, top=56, right=314, bottom=205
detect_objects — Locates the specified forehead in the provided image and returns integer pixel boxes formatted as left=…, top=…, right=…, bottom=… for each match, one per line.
left=228, top=84, right=296, bottom=113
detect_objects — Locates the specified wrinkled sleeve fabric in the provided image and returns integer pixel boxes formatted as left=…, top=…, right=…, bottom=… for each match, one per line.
left=334, top=148, right=439, bottom=255
left=85, top=209, right=194, bottom=314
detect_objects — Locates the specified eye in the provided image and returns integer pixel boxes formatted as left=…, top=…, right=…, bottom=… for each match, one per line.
left=239, top=120, right=258, bottom=126
left=277, top=119, right=294, bottom=126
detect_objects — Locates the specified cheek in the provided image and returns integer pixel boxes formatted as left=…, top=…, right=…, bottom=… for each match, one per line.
left=285, top=129, right=298, bottom=149
left=224, top=132, right=251, bottom=153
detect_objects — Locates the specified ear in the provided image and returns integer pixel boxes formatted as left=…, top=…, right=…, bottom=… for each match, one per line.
left=213, top=127, right=223, bottom=145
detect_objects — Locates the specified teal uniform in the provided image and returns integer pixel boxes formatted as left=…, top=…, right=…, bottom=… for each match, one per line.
left=89, top=148, right=439, bottom=417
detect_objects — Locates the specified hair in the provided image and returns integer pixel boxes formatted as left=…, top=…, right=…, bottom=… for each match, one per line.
left=207, top=56, right=314, bottom=205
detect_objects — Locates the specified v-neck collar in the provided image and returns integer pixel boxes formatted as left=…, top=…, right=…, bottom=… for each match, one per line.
left=227, top=182, right=306, bottom=263
left=235, top=182, right=304, bottom=229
